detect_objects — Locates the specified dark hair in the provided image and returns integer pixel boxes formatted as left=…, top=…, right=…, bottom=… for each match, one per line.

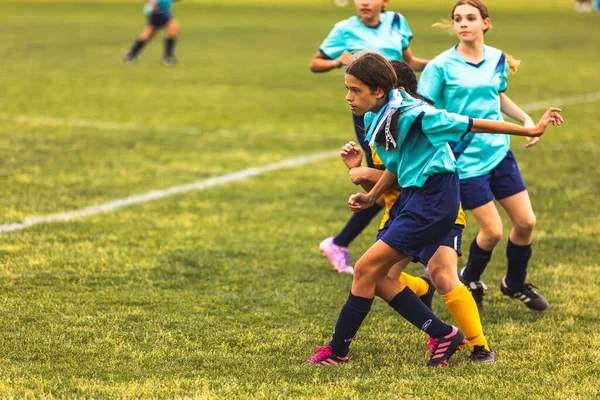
left=451, top=0, right=490, bottom=33
left=346, top=53, right=399, bottom=147
left=389, top=60, right=431, bottom=104
left=345, top=52, right=397, bottom=97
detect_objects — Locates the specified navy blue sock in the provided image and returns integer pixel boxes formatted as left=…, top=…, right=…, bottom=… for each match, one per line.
left=329, top=293, right=373, bottom=357
left=463, top=238, right=493, bottom=282
left=388, top=288, right=452, bottom=339
left=165, top=38, right=176, bottom=57
left=333, top=204, right=383, bottom=247
left=128, top=39, right=146, bottom=56
left=505, top=240, right=532, bottom=289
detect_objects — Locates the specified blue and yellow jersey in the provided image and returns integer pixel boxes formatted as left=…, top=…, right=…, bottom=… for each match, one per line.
left=319, top=11, right=413, bottom=61
left=370, top=146, right=466, bottom=230
left=144, top=0, right=173, bottom=15
left=364, top=91, right=473, bottom=189
left=418, top=45, right=510, bottom=179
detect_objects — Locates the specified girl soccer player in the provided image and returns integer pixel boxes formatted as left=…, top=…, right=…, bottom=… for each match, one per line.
left=311, top=0, right=428, bottom=275
left=339, top=60, right=495, bottom=363
left=307, top=52, right=562, bottom=367
left=418, top=0, right=549, bottom=313
left=124, top=0, right=179, bottom=66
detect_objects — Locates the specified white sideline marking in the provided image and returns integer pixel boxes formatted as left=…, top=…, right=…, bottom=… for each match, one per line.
left=0, top=151, right=339, bottom=233
left=520, top=92, right=600, bottom=112
left=0, top=151, right=338, bottom=234
left=1, top=92, right=599, bottom=234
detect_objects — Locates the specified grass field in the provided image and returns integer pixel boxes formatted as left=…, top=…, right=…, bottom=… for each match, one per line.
left=1, top=0, right=599, bottom=398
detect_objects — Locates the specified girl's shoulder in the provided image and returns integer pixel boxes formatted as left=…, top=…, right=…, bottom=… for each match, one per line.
left=429, top=46, right=459, bottom=66
left=483, top=45, right=504, bottom=59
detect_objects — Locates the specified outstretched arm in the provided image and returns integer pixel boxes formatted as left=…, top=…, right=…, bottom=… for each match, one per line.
left=500, top=92, right=538, bottom=148
left=309, top=50, right=353, bottom=73
left=471, top=107, right=563, bottom=137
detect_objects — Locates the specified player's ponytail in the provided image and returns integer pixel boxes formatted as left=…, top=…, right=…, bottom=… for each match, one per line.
left=506, top=53, right=521, bottom=74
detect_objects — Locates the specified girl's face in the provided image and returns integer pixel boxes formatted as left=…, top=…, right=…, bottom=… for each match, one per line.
left=354, top=0, right=389, bottom=22
left=344, top=74, right=384, bottom=116
left=452, top=4, right=490, bottom=43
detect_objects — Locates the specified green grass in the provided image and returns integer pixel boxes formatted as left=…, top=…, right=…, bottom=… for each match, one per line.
left=0, top=0, right=599, bottom=398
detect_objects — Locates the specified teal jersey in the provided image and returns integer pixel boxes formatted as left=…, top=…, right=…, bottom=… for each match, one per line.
left=319, top=11, right=412, bottom=61
left=145, top=0, right=172, bottom=15
left=364, top=91, right=473, bottom=188
left=418, top=45, right=510, bottom=179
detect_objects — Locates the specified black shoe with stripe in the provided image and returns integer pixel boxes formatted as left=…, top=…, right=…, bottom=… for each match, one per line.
left=469, top=345, right=496, bottom=364
left=459, top=267, right=487, bottom=314
left=500, top=277, right=549, bottom=311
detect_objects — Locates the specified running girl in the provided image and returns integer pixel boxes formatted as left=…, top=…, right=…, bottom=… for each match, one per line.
left=124, top=0, right=179, bottom=66
left=307, top=52, right=562, bottom=367
left=311, top=0, right=428, bottom=275
left=418, top=0, right=550, bottom=312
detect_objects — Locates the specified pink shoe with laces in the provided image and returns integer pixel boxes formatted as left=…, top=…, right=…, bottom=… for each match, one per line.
left=319, top=237, right=354, bottom=275
left=306, top=345, right=349, bottom=366
left=426, top=326, right=466, bottom=368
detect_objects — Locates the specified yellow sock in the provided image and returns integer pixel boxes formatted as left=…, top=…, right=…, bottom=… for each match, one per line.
left=398, top=272, right=429, bottom=297
left=441, top=284, right=489, bottom=351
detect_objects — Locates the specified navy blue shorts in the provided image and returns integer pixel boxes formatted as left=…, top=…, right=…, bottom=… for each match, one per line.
left=376, top=172, right=461, bottom=266
left=460, top=151, right=527, bottom=210
left=148, top=12, right=172, bottom=28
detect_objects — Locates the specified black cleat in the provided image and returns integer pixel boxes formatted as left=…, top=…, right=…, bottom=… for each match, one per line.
left=469, top=345, right=496, bottom=364
left=123, top=54, right=137, bottom=65
left=460, top=267, right=487, bottom=314
left=419, top=275, right=435, bottom=311
left=500, top=277, right=549, bottom=311
left=162, top=56, right=177, bottom=67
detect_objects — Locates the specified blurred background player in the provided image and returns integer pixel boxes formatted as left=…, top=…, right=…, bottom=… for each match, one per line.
left=418, top=0, right=549, bottom=313
left=310, top=0, right=428, bottom=274
left=124, top=0, right=179, bottom=66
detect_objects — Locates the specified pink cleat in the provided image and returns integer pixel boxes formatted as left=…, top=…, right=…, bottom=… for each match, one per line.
left=306, top=346, right=349, bottom=366
left=319, top=237, right=354, bottom=275
left=426, top=326, right=466, bottom=368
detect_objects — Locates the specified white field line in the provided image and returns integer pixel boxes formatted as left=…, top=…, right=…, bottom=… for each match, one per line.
left=0, top=151, right=338, bottom=234
left=1, top=92, right=599, bottom=234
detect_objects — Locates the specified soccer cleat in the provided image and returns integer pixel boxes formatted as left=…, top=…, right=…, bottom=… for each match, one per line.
left=469, top=345, right=496, bottom=364
left=500, top=277, right=549, bottom=311
left=426, top=326, right=466, bottom=368
left=162, top=56, right=177, bottom=67
left=123, top=54, right=137, bottom=65
left=319, top=237, right=353, bottom=275
left=306, top=345, right=349, bottom=366
left=419, top=275, right=435, bottom=311
left=459, top=267, right=487, bottom=314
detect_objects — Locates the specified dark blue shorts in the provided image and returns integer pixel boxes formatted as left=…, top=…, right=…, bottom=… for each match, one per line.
left=460, top=151, right=527, bottom=210
left=376, top=172, right=461, bottom=266
left=148, top=12, right=172, bottom=28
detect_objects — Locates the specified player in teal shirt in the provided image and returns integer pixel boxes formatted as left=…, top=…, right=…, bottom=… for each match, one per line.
left=418, top=0, right=550, bottom=313
left=307, top=52, right=562, bottom=367
left=311, top=0, right=429, bottom=275
left=124, top=0, right=179, bottom=67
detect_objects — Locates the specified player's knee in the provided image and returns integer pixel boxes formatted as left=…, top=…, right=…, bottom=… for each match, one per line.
left=514, top=214, right=536, bottom=235
left=481, top=228, right=503, bottom=248
left=353, top=258, right=376, bottom=282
